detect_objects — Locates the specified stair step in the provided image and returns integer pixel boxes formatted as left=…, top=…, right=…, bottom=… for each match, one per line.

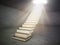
left=24, top=22, right=37, bottom=25
left=22, top=24, right=36, bottom=27
left=19, top=27, right=34, bottom=31
left=17, top=30, right=33, bottom=35
left=25, top=20, right=37, bottom=22
left=23, top=24, right=36, bottom=25
left=14, top=33, right=31, bottom=39
left=12, top=36, right=31, bottom=41
left=27, top=19, right=38, bottom=21
left=22, top=25, right=36, bottom=27
left=25, top=21, right=38, bottom=23
left=23, top=23, right=36, bottom=25
left=26, top=18, right=38, bottom=21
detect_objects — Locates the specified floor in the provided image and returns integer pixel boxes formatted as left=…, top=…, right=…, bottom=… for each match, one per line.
left=1, top=24, right=60, bottom=45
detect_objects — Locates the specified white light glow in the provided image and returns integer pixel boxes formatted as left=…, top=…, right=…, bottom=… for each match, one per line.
left=33, top=0, right=48, bottom=4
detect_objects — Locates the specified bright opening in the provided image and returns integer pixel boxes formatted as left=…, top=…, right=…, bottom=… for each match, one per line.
left=32, top=0, right=48, bottom=4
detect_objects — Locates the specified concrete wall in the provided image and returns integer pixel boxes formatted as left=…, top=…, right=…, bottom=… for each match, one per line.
left=39, top=5, right=60, bottom=26
left=0, top=5, right=32, bottom=28
left=44, top=12, right=60, bottom=25
left=48, top=0, right=60, bottom=12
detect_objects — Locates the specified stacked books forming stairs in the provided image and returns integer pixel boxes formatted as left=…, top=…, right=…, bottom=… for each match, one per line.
left=12, top=20, right=37, bottom=41
left=12, top=5, right=43, bottom=41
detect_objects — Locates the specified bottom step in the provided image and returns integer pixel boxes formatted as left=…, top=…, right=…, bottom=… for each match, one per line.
left=14, top=33, right=31, bottom=39
left=12, top=36, right=31, bottom=41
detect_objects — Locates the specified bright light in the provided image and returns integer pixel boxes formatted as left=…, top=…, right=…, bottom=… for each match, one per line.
left=33, top=0, right=48, bottom=4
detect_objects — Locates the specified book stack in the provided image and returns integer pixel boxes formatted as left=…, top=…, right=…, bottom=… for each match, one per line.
left=12, top=22, right=37, bottom=41
left=12, top=5, right=43, bottom=41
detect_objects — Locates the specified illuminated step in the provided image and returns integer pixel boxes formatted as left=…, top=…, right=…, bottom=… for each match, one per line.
left=27, top=18, right=39, bottom=20
left=23, top=23, right=36, bottom=25
left=17, top=30, right=33, bottom=35
left=26, top=21, right=37, bottom=22
left=25, top=22, right=38, bottom=23
left=24, top=22, right=37, bottom=24
left=22, top=24, right=36, bottom=27
left=26, top=20, right=38, bottom=22
left=26, top=19, right=38, bottom=21
left=19, top=27, right=34, bottom=31
left=22, top=25, right=36, bottom=27
left=14, top=33, right=31, bottom=39
left=26, top=21, right=38, bottom=22
left=12, top=36, right=31, bottom=41
left=24, top=22, right=37, bottom=25
left=29, top=18, right=39, bottom=19
left=27, top=19, right=39, bottom=21
left=27, top=18, right=38, bottom=20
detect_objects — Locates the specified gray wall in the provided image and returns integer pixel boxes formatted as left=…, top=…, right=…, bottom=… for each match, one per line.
left=0, top=4, right=32, bottom=28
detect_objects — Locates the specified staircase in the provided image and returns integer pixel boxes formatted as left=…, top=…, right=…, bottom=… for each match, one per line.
left=12, top=19, right=37, bottom=41
left=12, top=5, right=43, bottom=41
